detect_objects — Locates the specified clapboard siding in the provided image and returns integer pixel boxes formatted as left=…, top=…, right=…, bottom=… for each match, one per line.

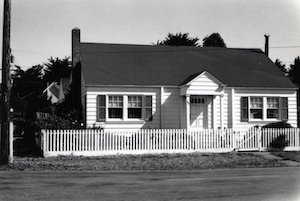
left=207, top=96, right=213, bottom=128
left=185, top=72, right=222, bottom=95
left=222, top=90, right=229, bottom=128
left=162, top=88, right=181, bottom=128
left=232, top=88, right=298, bottom=128
left=85, top=86, right=161, bottom=129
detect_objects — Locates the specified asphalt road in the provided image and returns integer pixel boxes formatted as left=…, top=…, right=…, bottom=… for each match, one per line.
left=0, top=167, right=300, bottom=201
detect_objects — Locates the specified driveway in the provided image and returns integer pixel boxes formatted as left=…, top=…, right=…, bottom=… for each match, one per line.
left=0, top=167, right=300, bottom=201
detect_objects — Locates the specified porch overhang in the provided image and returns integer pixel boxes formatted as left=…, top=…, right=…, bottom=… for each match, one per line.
left=179, top=85, right=225, bottom=96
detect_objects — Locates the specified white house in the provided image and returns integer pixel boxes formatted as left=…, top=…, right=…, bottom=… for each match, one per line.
left=43, top=78, right=70, bottom=104
left=71, top=28, right=298, bottom=129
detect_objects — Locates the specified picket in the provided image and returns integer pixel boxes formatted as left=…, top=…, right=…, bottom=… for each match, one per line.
left=41, top=128, right=300, bottom=157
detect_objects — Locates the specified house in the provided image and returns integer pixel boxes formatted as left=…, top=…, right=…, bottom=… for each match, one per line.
left=43, top=78, right=70, bottom=104
left=71, top=28, right=298, bottom=129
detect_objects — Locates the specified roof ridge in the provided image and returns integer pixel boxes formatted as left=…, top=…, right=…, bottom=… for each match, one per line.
left=80, top=42, right=263, bottom=52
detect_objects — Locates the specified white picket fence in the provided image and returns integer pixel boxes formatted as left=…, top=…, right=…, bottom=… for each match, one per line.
left=41, top=128, right=300, bottom=157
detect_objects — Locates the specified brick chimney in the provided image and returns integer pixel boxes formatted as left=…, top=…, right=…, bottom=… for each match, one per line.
left=264, top=34, right=269, bottom=57
left=72, top=27, right=81, bottom=68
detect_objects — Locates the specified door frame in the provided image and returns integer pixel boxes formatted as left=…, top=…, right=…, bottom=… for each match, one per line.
left=189, top=95, right=209, bottom=129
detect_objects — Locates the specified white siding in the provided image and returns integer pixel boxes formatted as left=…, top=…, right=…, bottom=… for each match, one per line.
left=162, top=88, right=181, bottom=128
left=223, top=89, right=230, bottom=128
left=185, top=72, right=222, bottom=95
left=207, top=96, right=213, bottom=128
left=232, top=88, right=298, bottom=128
left=85, top=86, right=161, bottom=129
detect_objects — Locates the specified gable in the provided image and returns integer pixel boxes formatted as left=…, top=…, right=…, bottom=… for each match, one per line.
left=79, top=43, right=296, bottom=89
left=180, top=71, right=224, bottom=95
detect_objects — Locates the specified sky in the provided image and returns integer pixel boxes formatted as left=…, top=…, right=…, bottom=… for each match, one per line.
left=0, top=0, right=300, bottom=71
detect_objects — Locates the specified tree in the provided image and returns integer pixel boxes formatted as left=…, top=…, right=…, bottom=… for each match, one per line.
left=275, top=59, right=288, bottom=74
left=288, top=56, right=300, bottom=87
left=202, top=33, right=226, bottom=47
left=43, top=57, right=71, bottom=83
left=155, top=32, right=199, bottom=47
left=11, top=65, right=50, bottom=155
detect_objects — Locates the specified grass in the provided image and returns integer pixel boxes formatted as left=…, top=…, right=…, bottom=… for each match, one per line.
left=0, top=152, right=288, bottom=171
left=271, top=151, right=300, bottom=163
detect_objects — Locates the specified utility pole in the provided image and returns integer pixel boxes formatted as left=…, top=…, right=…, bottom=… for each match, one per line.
left=0, top=0, right=12, bottom=165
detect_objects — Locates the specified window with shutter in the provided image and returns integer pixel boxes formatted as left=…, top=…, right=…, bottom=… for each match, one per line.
left=97, top=95, right=106, bottom=121
left=241, top=97, right=249, bottom=122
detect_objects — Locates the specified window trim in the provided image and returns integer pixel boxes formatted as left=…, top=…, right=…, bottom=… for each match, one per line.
left=249, top=97, right=263, bottom=120
left=127, top=95, right=143, bottom=119
left=266, top=97, right=280, bottom=120
left=108, top=95, right=124, bottom=120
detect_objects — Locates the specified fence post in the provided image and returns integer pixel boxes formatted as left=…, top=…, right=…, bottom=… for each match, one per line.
left=258, top=128, right=263, bottom=151
left=296, top=128, right=300, bottom=148
left=232, top=129, right=237, bottom=150
left=41, top=130, right=46, bottom=157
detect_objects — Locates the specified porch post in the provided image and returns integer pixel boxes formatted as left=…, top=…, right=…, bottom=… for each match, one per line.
left=186, top=95, right=190, bottom=130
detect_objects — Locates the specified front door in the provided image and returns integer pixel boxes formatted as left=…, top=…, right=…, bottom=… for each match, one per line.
left=190, top=96, right=207, bottom=128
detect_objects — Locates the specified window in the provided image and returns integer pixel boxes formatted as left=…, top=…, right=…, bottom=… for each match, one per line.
left=267, top=97, right=279, bottom=119
left=145, top=96, right=153, bottom=121
left=108, top=96, right=123, bottom=118
left=128, top=96, right=142, bottom=118
left=97, top=95, right=106, bottom=121
left=190, top=97, right=205, bottom=104
left=250, top=97, right=263, bottom=119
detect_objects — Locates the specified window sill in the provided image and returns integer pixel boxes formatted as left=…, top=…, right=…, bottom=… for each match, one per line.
left=97, top=120, right=146, bottom=124
left=248, top=119, right=281, bottom=123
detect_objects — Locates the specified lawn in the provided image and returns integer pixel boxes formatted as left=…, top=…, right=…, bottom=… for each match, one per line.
left=271, top=151, right=300, bottom=163
left=0, top=152, right=288, bottom=171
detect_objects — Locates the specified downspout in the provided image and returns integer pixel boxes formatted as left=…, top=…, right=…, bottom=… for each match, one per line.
left=160, top=87, right=164, bottom=129
left=231, top=88, right=235, bottom=128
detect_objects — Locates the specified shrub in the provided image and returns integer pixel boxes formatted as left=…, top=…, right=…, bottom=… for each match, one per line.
left=262, top=121, right=293, bottom=128
left=269, top=134, right=289, bottom=151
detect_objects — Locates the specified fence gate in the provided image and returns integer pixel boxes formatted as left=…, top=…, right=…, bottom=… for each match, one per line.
left=234, top=128, right=261, bottom=151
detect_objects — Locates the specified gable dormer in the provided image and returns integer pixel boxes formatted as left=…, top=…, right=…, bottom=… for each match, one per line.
left=180, top=71, right=225, bottom=96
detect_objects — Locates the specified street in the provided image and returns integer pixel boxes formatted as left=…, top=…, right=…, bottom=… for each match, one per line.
left=0, top=167, right=300, bottom=201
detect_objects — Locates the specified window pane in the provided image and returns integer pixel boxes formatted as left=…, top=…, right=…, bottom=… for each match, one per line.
left=128, top=96, right=142, bottom=108
left=250, top=97, right=263, bottom=108
left=267, top=109, right=279, bottom=119
left=108, top=108, right=123, bottom=118
left=128, top=108, right=142, bottom=118
left=250, top=109, right=263, bottom=119
left=267, top=97, right=279, bottom=108
left=108, top=96, right=123, bottom=107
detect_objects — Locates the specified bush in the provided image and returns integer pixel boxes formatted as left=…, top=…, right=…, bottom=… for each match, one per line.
left=262, top=121, right=293, bottom=128
left=269, top=134, right=289, bottom=151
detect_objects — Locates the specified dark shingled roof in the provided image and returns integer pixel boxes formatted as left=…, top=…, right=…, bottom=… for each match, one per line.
left=80, top=43, right=296, bottom=88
